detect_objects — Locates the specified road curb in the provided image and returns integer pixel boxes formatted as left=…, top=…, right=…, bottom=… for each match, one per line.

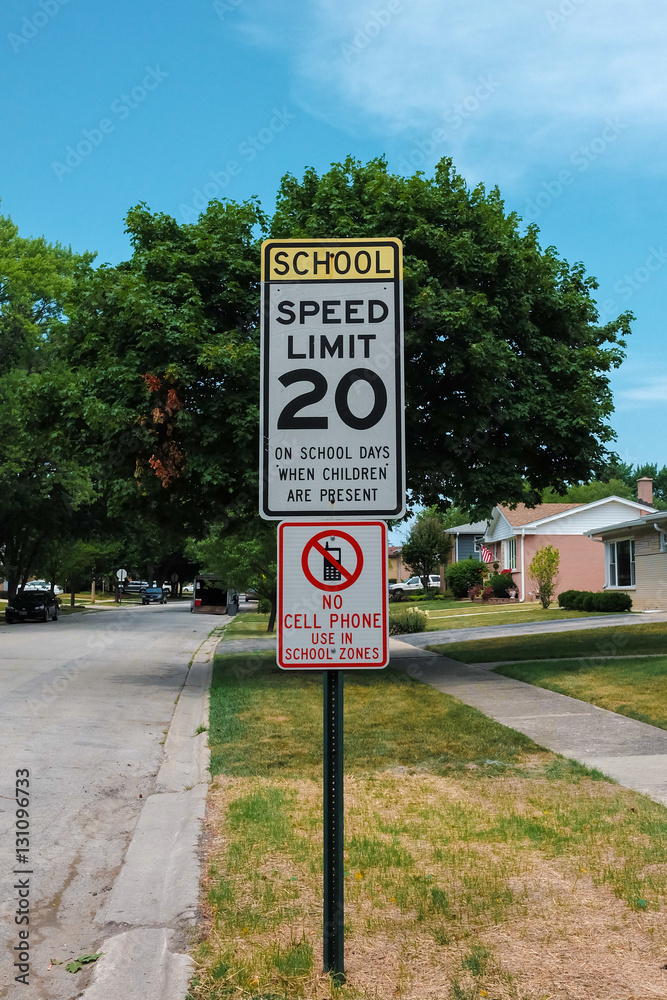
left=80, top=627, right=225, bottom=1000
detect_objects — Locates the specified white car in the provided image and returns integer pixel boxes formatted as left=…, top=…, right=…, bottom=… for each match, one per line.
left=389, top=575, right=440, bottom=600
left=24, top=580, right=63, bottom=594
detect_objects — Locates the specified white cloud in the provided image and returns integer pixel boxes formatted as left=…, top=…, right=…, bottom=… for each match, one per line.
left=234, top=0, right=667, bottom=183
left=616, top=376, right=667, bottom=408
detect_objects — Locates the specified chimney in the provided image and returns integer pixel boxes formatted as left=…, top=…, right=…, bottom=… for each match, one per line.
left=637, top=477, right=653, bottom=508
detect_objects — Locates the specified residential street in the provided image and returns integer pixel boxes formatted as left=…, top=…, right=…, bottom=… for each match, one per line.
left=0, top=604, right=215, bottom=1000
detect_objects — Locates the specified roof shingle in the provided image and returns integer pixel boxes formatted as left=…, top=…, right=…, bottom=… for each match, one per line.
left=497, top=502, right=584, bottom=527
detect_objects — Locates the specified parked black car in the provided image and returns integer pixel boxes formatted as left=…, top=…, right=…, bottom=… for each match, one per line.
left=5, top=590, right=60, bottom=624
left=141, top=586, right=168, bottom=605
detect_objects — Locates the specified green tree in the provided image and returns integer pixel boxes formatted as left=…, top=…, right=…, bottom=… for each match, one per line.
left=271, top=157, right=631, bottom=514
left=548, top=465, right=667, bottom=510
left=59, top=200, right=264, bottom=539
left=528, top=544, right=560, bottom=609
left=188, top=519, right=277, bottom=631
left=541, top=478, right=634, bottom=504
left=0, top=213, right=96, bottom=597
left=401, top=508, right=452, bottom=590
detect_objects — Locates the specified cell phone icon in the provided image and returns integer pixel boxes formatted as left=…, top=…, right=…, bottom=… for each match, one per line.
left=323, top=542, right=342, bottom=581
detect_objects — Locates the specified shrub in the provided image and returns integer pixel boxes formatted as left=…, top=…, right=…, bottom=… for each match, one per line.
left=488, top=573, right=514, bottom=598
left=446, top=558, right=485, bottom=599
left=467, top=584, right=483, bottom=599
left=557, top=590, right=633, bottom=613
left=481, top=586, right=494, bottom=601
left=558, top=590, right=578, bottom=608
left=592, top=591, right=633, bottom=612
left=388, top=577, right=397, bottom=584
left=528, top=544, right=560, bottom=608
left=430, top=590, right=455, bottom=602
left=389, top=607, right=428, bottom=635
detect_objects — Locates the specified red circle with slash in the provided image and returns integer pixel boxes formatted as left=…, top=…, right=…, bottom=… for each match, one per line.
left=301, top=529, right=364, bottom=592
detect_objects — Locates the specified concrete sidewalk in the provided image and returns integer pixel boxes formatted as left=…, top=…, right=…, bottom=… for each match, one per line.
left=398, top=611, right=667, bottom=648
left=391, top=638, right=667, bottom=808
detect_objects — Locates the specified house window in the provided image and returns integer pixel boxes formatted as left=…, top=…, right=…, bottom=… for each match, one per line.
left=473, top=535, right=484, bottom=554
left=504, top=538, right=517, bottom=570
left=660, top=532, right=667, bottom=553
left=607, top=539, right=635, bottom=588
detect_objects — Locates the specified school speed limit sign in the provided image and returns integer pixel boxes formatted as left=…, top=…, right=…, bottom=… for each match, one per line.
left=260, top=238, right=405, bottom=519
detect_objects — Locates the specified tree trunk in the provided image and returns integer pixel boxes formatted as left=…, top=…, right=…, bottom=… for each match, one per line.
left=267, top=598, right=277, bottom=633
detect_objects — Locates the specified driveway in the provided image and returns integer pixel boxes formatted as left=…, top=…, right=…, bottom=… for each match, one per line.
left=0, top=603, right=215, bottom=999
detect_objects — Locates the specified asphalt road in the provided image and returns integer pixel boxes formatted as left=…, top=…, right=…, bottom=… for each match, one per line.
left=0, top=603, right=216, bottom=1000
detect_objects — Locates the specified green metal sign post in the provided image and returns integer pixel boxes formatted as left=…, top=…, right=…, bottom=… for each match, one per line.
left=323, top=669, right=345, bottom=982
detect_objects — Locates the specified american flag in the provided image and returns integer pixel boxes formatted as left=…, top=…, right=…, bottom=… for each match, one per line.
left=480, top=544, right=495, bottom=563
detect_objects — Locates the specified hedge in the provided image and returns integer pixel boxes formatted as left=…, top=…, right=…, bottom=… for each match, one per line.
left=557, top=590, right=632, bottom=613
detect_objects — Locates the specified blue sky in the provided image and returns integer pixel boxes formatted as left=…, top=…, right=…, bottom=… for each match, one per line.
left=2, top=0, right=665, bottom=480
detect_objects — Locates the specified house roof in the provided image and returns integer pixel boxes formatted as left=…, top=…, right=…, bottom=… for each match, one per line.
left=497, top=502, right=584, bottom=527
left=496, top=496, right=657, bottom=531
left=586, top=510, right=667, bottom=537
left=446, top=520, right=488, bottom=535
left=388, top=545, right=402, bottom=556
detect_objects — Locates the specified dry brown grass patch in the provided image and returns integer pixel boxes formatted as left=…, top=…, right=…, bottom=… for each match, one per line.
left=191, top=771, right=667, bottom=1000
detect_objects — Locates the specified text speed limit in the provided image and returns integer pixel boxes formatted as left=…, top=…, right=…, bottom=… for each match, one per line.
left=260, top=239, right=405, bottom=519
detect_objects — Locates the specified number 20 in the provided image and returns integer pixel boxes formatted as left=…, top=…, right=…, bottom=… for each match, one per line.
left=277, top=368, right=387, bottom=431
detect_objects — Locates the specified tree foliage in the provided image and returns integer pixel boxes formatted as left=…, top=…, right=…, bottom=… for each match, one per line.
left=187, top=518, right=277, bottom=631
left=271, top=156, right=631, bottom=514
left=401, top=508, right=452, bottom=589
left=0, top=212, right=97, bottom=596
left=58, top=199, right=265, bottom=535
left=543, top=465, right=667, bottom=510
left=2, top=156, right=647, bottom=593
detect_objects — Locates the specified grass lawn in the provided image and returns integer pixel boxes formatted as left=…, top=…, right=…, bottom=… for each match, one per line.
left=429, top=620, right=667, bottom=664
left=494, top=656, right=667, bottom=732
left=221, top=611, right=275, bottom=641
left=189, top=652, right=667, bottom=1000
left=419, top=606, right=610, bottom=632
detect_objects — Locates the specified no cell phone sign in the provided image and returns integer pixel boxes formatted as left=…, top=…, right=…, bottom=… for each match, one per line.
left=278, top=520, right=388, bottom=670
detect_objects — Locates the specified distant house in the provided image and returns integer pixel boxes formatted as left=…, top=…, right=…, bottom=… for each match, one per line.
left=586, top=504, right=667, bottom=611
left=447, top=484, right=656, bottom=600
left=483, top=492, right=656, bottom=600
left=388, top=545, right=406, bottom=582
left=446, top=521, right=489, bottom=563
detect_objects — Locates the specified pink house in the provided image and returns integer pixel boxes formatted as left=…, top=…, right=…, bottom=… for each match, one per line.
left=483, top=494, right=656, bottom=600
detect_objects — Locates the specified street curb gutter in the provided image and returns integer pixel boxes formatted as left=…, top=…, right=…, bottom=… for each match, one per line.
left=80, top=627, right=226, bottom=1000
